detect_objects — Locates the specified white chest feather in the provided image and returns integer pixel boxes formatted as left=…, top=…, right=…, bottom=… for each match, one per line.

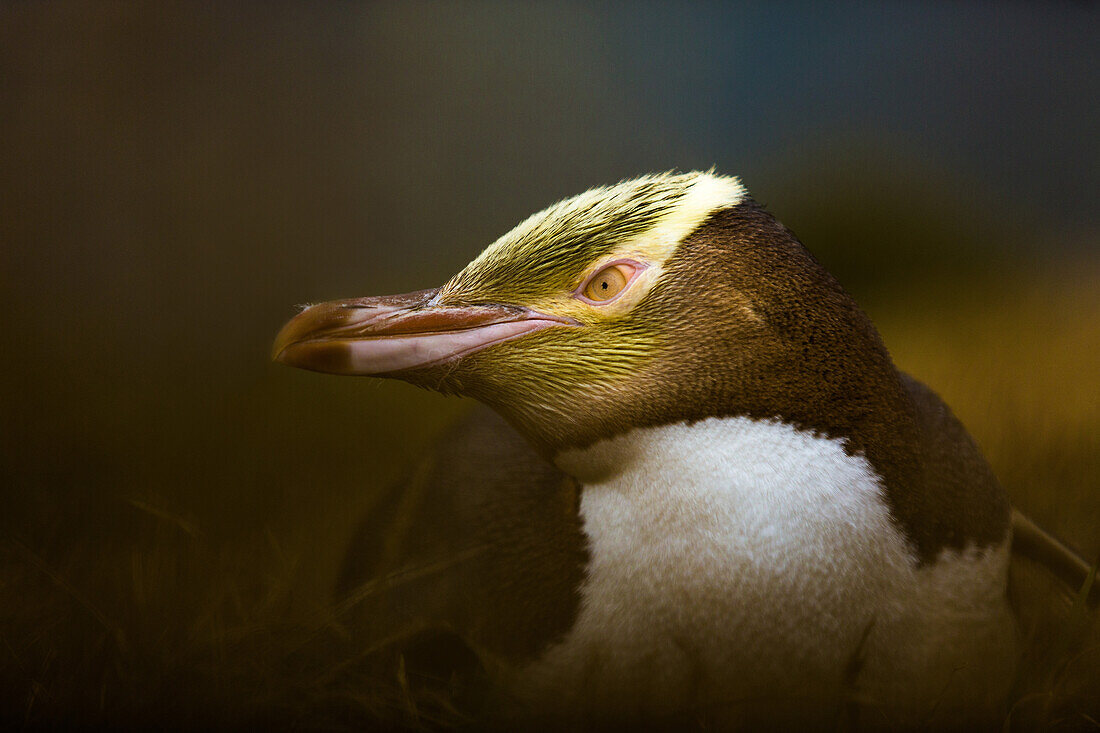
left=512, top=417, right=1014, bottom=726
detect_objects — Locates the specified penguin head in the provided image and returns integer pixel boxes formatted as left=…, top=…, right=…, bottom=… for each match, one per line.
left=274, top=171, right=897, bottom=456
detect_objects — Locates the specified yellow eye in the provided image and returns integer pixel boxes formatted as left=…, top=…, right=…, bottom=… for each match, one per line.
left=583, top=265, right=629, bottom=302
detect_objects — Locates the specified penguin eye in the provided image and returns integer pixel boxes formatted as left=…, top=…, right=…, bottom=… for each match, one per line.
left=580, top=264, right=632, bottom=303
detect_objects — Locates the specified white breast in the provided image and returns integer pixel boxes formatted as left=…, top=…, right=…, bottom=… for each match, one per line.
left=510, top=417, right=1015, bottom=727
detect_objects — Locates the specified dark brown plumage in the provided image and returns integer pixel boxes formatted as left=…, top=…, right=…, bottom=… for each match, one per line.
left=336, top=408, right=587, bottom=674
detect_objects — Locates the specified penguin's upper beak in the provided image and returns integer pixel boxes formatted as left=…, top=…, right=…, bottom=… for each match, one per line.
left=272, top=289, right=573, bottom=376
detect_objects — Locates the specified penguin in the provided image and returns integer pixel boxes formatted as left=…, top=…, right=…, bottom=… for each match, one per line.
left=273, top=171, right=1095, bottom=729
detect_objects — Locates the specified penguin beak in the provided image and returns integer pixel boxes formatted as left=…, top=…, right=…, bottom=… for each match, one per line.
left=273, top=289, right=572, bottom=376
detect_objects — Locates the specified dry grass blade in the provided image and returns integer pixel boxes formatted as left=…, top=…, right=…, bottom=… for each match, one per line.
left=126, top=498, right=204, bottom=539
left=0, top=534, right=124, bottom=650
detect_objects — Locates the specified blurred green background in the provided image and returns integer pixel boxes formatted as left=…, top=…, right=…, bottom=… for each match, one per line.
left=1, top=1, right=1097, bottom=726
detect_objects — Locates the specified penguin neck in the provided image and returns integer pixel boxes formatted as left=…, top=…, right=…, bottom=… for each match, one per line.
left=551, top=414, right=912, bottom=565
left=552, top=412, right=894, bottom=493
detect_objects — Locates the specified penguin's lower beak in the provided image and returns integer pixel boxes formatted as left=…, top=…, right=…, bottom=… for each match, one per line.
left=272, top=289, right=572, bottom=376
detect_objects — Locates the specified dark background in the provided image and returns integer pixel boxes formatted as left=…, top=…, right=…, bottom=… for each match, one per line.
left=1, top=1, right=1097, bottom=726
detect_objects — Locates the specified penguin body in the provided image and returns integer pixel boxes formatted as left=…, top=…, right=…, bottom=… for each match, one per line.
left=336, top=403, right=1014, bottom=729
left=276, top=172, right=1033, bottom=727
left=525, top=414, right=1014, bottom=728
